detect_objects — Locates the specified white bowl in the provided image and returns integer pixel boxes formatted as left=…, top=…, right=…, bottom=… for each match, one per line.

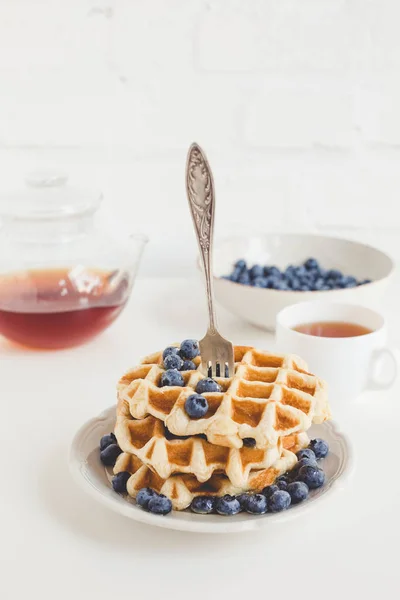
left=211, top=234, right=394, bottom=331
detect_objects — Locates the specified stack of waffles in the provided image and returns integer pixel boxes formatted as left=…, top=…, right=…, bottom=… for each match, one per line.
left=114, top=346, right=331, bottom=510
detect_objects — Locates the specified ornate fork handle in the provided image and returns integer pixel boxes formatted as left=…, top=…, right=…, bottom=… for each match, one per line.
left=186, top=143, right=217, bottom=334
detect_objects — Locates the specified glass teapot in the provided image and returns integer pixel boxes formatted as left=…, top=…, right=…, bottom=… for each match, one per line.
left=0, top=172, right=147, bottom=349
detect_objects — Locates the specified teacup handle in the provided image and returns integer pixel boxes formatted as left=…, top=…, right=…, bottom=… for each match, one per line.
left=367, top=347, right=400, bottom=391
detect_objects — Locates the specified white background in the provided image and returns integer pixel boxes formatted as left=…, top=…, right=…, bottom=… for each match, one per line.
left=0, top=0, right=400, bottom=275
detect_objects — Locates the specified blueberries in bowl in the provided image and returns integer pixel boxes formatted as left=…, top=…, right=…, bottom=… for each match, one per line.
left=222, top=258, right=371, bottom=292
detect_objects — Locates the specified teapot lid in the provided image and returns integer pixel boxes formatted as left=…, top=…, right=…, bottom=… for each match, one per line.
left=0, top=171, right=102, bottom=220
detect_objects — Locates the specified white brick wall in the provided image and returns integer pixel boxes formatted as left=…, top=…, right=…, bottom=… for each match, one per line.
left=0, top=0, right=399, bottom=276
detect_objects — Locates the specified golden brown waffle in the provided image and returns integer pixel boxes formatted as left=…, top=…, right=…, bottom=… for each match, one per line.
left=113, top=447, right=298, bottom=510
left=118, top=345, right=330, bottom=449
left=115, top=402, right=309, bottom=486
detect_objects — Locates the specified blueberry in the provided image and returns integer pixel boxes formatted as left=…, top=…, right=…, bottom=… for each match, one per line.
left=312, top=278, right=325, bottom=291
left=326, top=269, right=342, bottom=280
left=100, top=443, right=122, bottom=467
left=309, top=438, right=329, bottom=459
left=298, top=465, right=325, bottom=489
left=304, top=258, right=319, bottom=271
left=274, top=280, right=289, bottom=291
left=264, top=266, right=281, bottom=278
left=265, top=275, right=280, bottom=289
left=296, top=448, right=317, bottom=462
left=276, top=476, right=289, bottom=491
left=261, top=484, right=279, bottom=499
left=136, top=487, right=157, bottom=509
left=112, top=471, right=130, bottom=494
left=268, top=490, right=291, bottom=512
left=181, top=360, right=196, bottom=371
left=294, top=457, right=318, bottom=473
left=339, top=275, right=357, bottom=289
left=162, top=346, right=179, bottom=360
left=289, top=277, right=301, bottom=291
left=179, top=339, right=200, bottom=360
left=285, top=265, right=297, bottom=278
left=295, top=265, right=307, bottom=278
left=160, top=369, right=185, bottom=387
left=185, top=394, right=208, bottom=419
left=287, top=481, right=309, bottom=504
left=148, top=494, right=173, bottom=515
left=190, top=496, right=216, bottom=514
left=252, top=276, right=268, bottom=288
left=100, top=432, right=117, bottom=451
left=238, top=271, right=251, bottom=285
left=230, top=267, right=243, bottom=282
left=196, top=378, right=221, bottom=394
left=242, top=437, right=256, bottom=448
left=244, top=493, right=268, bottom=515
left=249, top=264, right=264, bottom=279
left=234, top=259, right=247, bottom=271
left=236, top=493, right=250, bottom=511
left=215, top=495, right=241, bottom=516
left=164, top=353, right=183, bottom=370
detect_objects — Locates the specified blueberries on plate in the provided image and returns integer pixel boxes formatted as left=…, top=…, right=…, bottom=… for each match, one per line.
left=244, top=493, right=268, bottom=515
left=222, top=257, right=371, bottom=292
left=160, top=369, right=185, bottom=387
left=293, top=457, right=318, bottom=474
left=100, top=432, right=117, bottom=451
left=195, top=377, right=221, bottom=394
left=296, top=448, right=317, bottom=462
left=136, top=487, right=157, bottom=509
left=190, top=496, right=216, bottom=514
left=185, top=394, right=209, bottom=419
left=276, top=476, right=289, bottom=491
left=268, top=490, right=291, bottom=512
left=261, top=484, right=279, bottom=499
left=179, top=339, right=200, bottom=360
left=164, top=353, right=183, bottom=371
left=298, top=465, right=325, bottom=489
left=162, top=346, right=179, bottom=360
left=181, top=359, right=196, bottom=371
left=100, top=443, right=122, bottom=467
left=287, top=481, right=309, bottom=504
left=112, top=471, right=131, bottom=494
left=148, top=494, right=173, bottom=516
left=215, top=495, right=241, bottom=516
left=236, top=493, right=251, bottom=511
left=309, top=438, right=329, bottom=459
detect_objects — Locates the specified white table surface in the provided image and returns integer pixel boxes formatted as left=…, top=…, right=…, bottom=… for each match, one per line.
left=1, top=277, right=400, bottom=600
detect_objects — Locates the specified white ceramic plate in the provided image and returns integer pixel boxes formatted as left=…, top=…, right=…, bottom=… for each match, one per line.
left=70, top=406, right=353, bottom=533
left=209, top=234, right=394, bottom=330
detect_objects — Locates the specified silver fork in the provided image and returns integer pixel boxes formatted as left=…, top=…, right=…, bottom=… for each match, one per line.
left=185, top=142, right=234, bottom=378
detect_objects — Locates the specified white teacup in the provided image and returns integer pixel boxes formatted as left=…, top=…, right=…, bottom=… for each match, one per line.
left=275, top=301, right=399, bottom=404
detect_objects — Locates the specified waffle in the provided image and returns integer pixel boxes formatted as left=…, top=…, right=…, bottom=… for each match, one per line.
left=114, top=447, right=298, bottom=510
left=117, top=345, right=330, bottom=449
left=115, top=401, right=309, bottom=486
